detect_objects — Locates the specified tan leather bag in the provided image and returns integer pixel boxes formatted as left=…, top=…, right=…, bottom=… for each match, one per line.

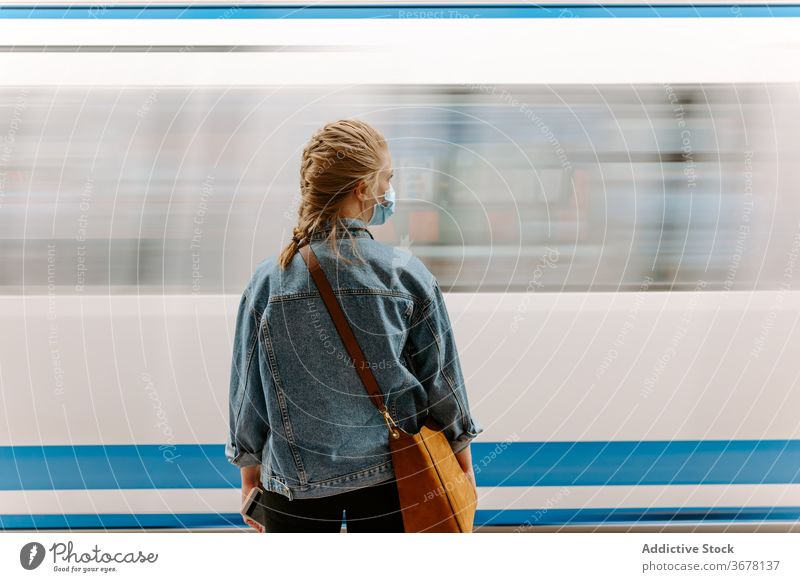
left=300, top=244, right=478, bottom=533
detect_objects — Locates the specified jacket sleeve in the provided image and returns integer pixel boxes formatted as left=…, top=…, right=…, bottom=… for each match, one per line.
left=225, top=287, right=270, bottom=468
left=405, top=277, right=484, bottom=454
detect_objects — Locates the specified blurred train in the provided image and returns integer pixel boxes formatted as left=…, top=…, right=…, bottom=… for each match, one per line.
left=1, top=1, right=799, bottom=530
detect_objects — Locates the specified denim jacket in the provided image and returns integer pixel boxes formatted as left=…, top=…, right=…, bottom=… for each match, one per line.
left=225, top=217, right=483, bottom=500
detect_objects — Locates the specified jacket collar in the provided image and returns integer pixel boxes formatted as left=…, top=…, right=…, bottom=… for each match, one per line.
left=308, top=217, right=374, bottom=242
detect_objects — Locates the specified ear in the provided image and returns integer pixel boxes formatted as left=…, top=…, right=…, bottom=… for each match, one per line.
left=353, top=180, right=368, bottom=201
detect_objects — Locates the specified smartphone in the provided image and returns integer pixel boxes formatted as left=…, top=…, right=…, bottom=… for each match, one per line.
left=241, top=486, right=269, bottom=531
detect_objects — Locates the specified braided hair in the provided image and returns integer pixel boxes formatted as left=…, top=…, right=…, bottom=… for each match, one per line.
left=279, top=119, right=387, bottom=268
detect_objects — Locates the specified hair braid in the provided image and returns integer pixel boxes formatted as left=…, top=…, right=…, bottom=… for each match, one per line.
left=278, top=118, right=387, bottom=269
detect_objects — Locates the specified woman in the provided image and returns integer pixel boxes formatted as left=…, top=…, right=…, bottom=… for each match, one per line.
left=226, top=118, right=483, bottom=532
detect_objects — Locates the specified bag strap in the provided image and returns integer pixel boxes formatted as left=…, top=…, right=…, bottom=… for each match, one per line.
left=299, top=243, right=400, bottom=437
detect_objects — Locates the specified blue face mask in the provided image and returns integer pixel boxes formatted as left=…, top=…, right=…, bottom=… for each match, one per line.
left=368, top=183, right=396, bottom=226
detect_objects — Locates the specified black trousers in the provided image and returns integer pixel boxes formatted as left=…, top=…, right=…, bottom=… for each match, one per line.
left=260, top=477, right=405, bottom=533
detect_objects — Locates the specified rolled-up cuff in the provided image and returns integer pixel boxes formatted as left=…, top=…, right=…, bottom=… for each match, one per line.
left=449, top=420, right=484, bottom=454
left=225, top=442, right=261, bottom=467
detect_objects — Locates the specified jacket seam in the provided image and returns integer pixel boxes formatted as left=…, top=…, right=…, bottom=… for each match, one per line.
left=232, top=298, right=261, bottom=439
left=260, top=315, right=309, bottom=484
left=296, top=459, right=394, bottom=489
left=268, top=291, right=319, bottom=303
left=409, top=279, right=437, bottom=326
left=398, top=325, right=410, bottom=362
left=262, top=458, right=393, bottom=491
left=269, top=287, right=421, bottom=305
left=424, top=314, right=469, bottom=431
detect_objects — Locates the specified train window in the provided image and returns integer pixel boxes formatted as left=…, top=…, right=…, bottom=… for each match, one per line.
left=0, top=85, right=795, bottom=294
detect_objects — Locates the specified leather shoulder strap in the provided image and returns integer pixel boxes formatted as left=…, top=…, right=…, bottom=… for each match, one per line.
left=299, top=244, right=388, bottom=413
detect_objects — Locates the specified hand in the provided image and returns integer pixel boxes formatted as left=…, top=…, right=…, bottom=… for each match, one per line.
left=241, top=467, right=265, bottom=533
left=243, top=512, right=264, bottom=533
left=241, top=483, right=265, bottom=532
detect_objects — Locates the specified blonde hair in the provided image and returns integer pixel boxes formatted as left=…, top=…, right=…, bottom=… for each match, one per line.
left=279, top=118, right=387, bottom=269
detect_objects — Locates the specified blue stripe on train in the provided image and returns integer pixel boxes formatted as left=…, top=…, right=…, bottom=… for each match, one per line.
left=0, top=5, right=799, bottom=19
left=1, top=440, right=798, bottom=490
left=2, top=506, right=799, bottom=529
